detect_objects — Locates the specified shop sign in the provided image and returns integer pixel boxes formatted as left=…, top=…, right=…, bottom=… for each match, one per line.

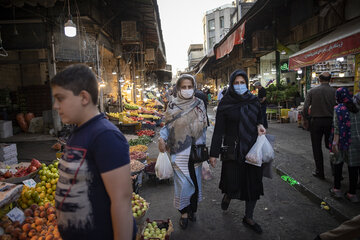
left=215, top=22, right=246, bottom=59
left=280, top=62, right=289, bottom=72
left=289, top=32, right=360, bottom=70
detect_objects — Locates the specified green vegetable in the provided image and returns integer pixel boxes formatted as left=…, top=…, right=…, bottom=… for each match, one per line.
left=128, top=136, right=152, bottom=146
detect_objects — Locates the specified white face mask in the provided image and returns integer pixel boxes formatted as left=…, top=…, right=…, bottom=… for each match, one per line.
left=181, top=89, right=194, bottom=99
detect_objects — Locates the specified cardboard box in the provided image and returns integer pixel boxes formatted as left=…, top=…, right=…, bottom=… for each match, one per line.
left=0, top=144, right=17, bottom=156
left=0, top=121, right=13, bottom=138
left=1, top=156, right=18, bottom=166
left=0, top=151, right=17, bottom=162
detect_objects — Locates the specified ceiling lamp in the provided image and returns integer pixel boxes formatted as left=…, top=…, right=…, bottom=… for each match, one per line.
left=297, top=69, right=302, bottom=74
left=99, top=81, right=106, bottom=88
left=64, top=0, right=76, bottom=37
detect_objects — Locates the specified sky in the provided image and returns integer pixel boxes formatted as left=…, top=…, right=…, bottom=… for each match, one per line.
left=157, top=0, right=233, bottom=74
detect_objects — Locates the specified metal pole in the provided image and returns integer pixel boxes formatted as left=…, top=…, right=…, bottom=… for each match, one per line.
left=132, top=55, right=136, bottom=103
left=117, top=59, right=123, bottom=112
left=96, top=42, right=104, bottom=112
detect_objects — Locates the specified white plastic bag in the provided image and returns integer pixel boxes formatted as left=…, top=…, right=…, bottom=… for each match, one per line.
left=245, top=135, right=266, bottom=167
left=262, top=137, right=274, bottom=163
left=202, top=162, right=213, bottom=180
left=155, top=152, right=173, bottom=180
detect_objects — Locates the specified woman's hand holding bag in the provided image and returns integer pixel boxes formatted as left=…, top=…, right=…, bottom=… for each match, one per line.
left=245, top=135, right=265, bottom=166
left=257, top=124, right=266, bottom=135
left=158, top=138, right=166, bottom=153
left=155, top=152, right=173, bottom=180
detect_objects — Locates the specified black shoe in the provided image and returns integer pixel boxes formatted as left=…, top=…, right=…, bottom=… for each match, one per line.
left=179, top=217, right=188, bottom=229
left=188, top=211, right=196, bottom=222
left=221, top=194, right=231, bottom=210
left=242, top=217, right=263, bottom=234
left=312, top=171, right=325, bottom=180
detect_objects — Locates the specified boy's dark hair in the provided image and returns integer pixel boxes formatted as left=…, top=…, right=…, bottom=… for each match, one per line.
left=51, top=64, right=98, bottom=105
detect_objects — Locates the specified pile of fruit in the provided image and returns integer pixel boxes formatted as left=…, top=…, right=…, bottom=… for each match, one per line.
left=130, top=151, right=147, bottom=161
left=136, top=130, right=155, bottom=137
left=129, top=117, right=144, bottom=122
left=0, top=159, right=41, bottom=180
left=131, top=193, right=149, bottom=219
left=143, top=121, right=156, bottom=126
left=138, top=114, right=160, bottom=120
left=129, top=136, right=152, bottom=146
left=130, top=145, right=148, bottom=153
left=125, top=103, right=139, bottom=110
left=108, top=112, right=120, bottom=119
left=139, top=109, right=155, bottom=115
left=18, top=161, right=59, bottom=209
left=142, top=221, right=168, bottom=240
left=130, top=160, right=145, bottom=173
left=0, top=203, right=62, bottom=240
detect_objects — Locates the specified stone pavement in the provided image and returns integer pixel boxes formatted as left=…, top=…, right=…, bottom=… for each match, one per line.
left=268, top=121, right=360, bottom=221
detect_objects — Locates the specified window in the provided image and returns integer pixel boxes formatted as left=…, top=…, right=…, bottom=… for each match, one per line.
left=208, top=19, right=215, bottom=31
left=209, top=37, right=215, bottom=48
left=220, top=16, right=224, bottom=28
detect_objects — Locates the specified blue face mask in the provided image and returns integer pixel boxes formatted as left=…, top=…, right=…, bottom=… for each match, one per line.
left=234, top=84, right=247, bottom=95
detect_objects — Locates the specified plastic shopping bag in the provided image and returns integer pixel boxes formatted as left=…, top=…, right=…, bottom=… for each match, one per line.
left=202, top=162, right=213, bottom=181
left=262, top=137, right=274, bottom=163
left=155, top=152, right=173, bottom=180
left=245, top=135, right=266, bottom=167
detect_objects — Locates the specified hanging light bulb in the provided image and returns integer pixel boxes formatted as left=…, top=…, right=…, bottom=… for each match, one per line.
left=297, top=69, right=302, bottom=74
left=64, top=0, right=76, bottom=37
left=64, top=19, right=77, bottom=37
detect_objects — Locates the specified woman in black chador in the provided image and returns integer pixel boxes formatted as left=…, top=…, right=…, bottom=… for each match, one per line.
left=209, top=69, right=266, bottom=234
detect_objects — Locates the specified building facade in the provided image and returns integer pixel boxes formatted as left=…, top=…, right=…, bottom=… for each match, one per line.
left=203, top=3, right=237, bottom=54
left=187, top=44, right=204, bottom=71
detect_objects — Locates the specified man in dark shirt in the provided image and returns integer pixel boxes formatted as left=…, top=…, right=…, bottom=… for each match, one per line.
left=51, top=64, right=136, bottom=240
left=254, top=81, right=268, bottom=128
left=303, top=72, right=336, bottom=180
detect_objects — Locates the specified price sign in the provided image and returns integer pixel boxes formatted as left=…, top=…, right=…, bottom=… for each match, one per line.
left=23, top=179, right=37, bottom=188
left=6, top=207, right=25, bottom=223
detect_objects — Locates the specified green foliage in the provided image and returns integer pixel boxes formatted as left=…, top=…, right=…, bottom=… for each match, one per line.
left=265, top=83, right=299, bottom=104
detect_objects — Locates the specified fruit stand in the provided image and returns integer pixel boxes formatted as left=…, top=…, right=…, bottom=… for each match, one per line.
left=0, top=98, right=170, bottom=239
left=0, top=156, right=62, bottom=240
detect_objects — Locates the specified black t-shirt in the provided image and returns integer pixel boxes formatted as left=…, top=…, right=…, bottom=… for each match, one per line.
left=56, top=113, right=136, bottom=240
left=258, top=87, right=267, bottom=105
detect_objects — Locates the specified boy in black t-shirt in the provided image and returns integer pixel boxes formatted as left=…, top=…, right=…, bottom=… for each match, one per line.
left=51, top=64, right=135, bottom=240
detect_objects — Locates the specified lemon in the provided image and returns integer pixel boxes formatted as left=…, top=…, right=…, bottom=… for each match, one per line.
left=39, top=192, right=46, bottom=199
left=47, top=188, right=53, bottom=194
left=27, top=199, right=34, bottom=206
left=50, top=179, right=57, bottom=185
left=46, top=183, right=51, bottom=189
left=324, top=206, right=330, bottom=210
left=321, top=201, right=326, bottom=205
left=25, top=191, right=32, bottom=199
left=36, top=187, right=42, bottom=193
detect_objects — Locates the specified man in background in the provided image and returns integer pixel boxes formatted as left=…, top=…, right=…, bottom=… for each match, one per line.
left=303, top=72, right=336, bottom=180
left=254, top=81, right=268, bottom=129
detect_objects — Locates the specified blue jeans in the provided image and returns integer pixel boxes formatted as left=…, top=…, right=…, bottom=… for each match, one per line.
left=261, top=104, right=268, bottom=129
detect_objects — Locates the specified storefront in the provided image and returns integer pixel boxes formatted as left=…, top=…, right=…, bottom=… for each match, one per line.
left=289, top=18, right=360, bottom=94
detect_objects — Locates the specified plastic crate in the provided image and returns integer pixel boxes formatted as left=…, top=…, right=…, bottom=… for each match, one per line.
left=139, top=219, right=173, bottom=240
